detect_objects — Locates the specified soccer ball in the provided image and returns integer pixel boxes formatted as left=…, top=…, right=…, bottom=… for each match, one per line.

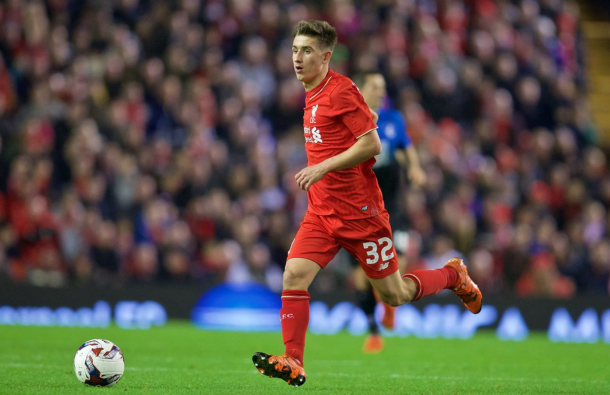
left=73, top=339, right=125, bottom=386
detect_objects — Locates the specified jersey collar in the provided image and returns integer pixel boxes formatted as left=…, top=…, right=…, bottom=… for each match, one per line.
left=306, top=69, right=335, bottom=101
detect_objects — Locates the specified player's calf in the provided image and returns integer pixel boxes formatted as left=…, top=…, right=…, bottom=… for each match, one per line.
left=370, top=271, right=418, bottom=307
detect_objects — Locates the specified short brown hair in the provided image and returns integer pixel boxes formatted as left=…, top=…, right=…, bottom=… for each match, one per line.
left=293, top=20, right=338, bottom=52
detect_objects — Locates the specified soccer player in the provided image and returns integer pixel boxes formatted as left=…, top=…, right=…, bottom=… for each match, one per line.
left=252, top=20, right=482, bottom=387
left=350, top=71, right=427, bottom=353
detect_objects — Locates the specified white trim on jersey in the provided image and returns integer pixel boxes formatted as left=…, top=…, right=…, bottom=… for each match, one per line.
left=308, top=76, right=333, bottom=101
left=356, top=128, right=378, bottom=139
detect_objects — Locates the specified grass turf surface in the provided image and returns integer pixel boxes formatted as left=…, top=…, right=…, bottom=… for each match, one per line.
left=0, top=321, right=607, bottom=394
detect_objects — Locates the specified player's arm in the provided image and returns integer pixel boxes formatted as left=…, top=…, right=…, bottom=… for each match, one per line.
left=392, top=111, right=426, bottom=189
left=295, top=130, right=381, bottom=191
left=396, top=145, right=426, bottom=189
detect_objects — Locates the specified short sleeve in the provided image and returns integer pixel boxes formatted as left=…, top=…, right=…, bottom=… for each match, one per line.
left=330, top=83, right=377, bottom=139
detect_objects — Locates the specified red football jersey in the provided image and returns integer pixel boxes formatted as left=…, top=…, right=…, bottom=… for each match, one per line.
left=303, top=69, right=385, bottom=219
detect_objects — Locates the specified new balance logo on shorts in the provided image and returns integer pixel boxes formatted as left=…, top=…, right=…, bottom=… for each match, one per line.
left=304, top=127, right=323, bottom=144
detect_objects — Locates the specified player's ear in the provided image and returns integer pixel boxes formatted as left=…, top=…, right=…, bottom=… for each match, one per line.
left=322, top=50, right=332, bottom=64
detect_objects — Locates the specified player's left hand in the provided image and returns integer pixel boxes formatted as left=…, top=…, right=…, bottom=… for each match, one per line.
left=295, top=164, right=327, bottom=191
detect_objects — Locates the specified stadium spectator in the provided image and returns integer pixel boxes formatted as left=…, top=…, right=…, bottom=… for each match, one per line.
left=0, top=0, right=605, bottom=299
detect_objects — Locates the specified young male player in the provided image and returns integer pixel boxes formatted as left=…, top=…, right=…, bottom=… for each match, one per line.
left=350, top=71, right=427, bottom=353
left=252, top=20, right=482, bottom=387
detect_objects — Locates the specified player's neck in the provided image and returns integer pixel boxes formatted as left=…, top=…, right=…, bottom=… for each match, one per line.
left=303, top=67, right=330, bottom=92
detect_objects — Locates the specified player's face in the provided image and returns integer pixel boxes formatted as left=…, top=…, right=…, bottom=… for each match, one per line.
left=292, top=35, right=332, bottom=89
left=361, top=74, right=386, bottom=110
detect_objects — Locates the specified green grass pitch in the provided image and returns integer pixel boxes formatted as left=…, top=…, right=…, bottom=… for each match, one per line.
left=0, top=321, right=607, bottom=394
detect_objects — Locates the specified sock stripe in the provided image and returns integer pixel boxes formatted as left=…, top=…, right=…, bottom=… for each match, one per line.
left=281, top=290, right=311, bottom=300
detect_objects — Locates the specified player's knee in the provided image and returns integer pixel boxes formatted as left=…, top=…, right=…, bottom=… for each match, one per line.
left=380, top=288, right=415, bottom=306
left=283, top=267, right=308, bottom=289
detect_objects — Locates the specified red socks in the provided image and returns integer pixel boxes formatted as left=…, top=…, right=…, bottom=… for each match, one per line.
left=403, top=267, right=458, bottom=301
left=278, top=269, right=457, bottom=363
left=280, top=290, right=310, bottom=365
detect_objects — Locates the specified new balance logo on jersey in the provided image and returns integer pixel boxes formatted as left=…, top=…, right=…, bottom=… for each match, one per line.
left=310, top=104, right=318, bottom=123
left=304, top=127, right=323, bottom=144
left=378, top=262, right=389, bottom=271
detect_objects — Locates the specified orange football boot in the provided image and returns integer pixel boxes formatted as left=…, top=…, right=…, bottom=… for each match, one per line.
left=252, top=352, right=306, bottom=387
left=444, top=257, right=483, bottom=314
left=362, top=334, right=384, bottom=353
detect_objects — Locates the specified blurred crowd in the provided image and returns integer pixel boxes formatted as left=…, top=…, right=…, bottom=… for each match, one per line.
left=0, top=0, right=607, bottom=298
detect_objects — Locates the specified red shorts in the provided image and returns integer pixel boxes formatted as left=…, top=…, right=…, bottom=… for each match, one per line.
left=287, top=211, right=399, bottom=279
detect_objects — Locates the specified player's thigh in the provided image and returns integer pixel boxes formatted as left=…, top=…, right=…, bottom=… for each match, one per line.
left=286, top=213, right=341, bottom=288
left=336, top=212, right=398, bottom=279
left=284, top=258, right=322, bottom=290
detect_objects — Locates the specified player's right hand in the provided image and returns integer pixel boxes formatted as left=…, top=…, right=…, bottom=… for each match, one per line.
left=295, top=164, right=327, bottom=191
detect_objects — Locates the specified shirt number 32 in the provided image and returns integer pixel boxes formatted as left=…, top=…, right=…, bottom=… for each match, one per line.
left=362, top=237, right=395, bottom=270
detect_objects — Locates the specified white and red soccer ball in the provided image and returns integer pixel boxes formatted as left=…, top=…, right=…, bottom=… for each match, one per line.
left=73, top=339, right=125, bottom=386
